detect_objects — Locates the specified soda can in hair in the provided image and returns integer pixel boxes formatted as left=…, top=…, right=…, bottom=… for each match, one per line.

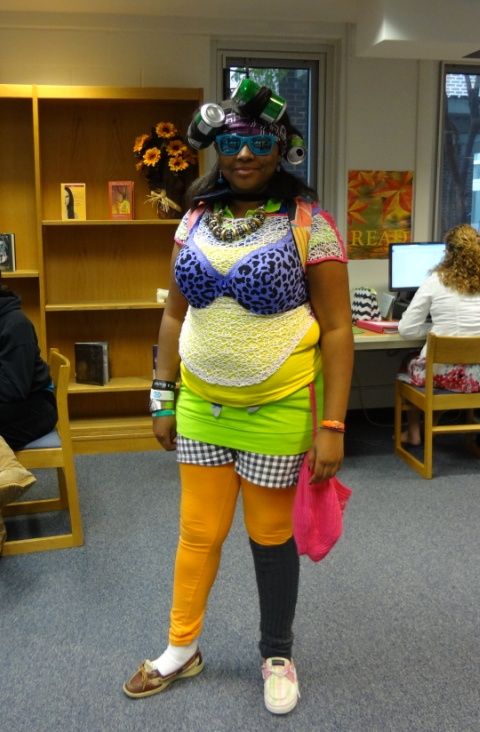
left=286, top=135, right=306, bottom=165
left=232, top=79, right=286, bottom=123
left=187, top=103, right=225, bottom=149
left=195, top=103, right=225, bottom=135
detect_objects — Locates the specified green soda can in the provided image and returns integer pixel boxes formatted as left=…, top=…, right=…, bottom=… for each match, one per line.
left=232, top=79, right=286, bottom=123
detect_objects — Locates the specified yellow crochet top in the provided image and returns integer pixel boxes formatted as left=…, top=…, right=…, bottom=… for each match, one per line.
left=177, top=203, right=344, bottom=407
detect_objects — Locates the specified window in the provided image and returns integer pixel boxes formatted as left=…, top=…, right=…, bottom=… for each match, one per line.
left=216, top=46, right=334, bottom=205
left=437, top=64, right=480, bottom=234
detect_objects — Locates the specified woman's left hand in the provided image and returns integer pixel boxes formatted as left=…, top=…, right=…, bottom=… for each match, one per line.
left=306, top=429, right=344, bottom=483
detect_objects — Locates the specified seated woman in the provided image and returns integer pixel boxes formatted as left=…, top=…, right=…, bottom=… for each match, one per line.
left=398, top=223, right=480, bottom=444
left=0, top=275, right=58, bottom=552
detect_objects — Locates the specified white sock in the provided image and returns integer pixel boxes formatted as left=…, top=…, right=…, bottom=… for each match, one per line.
left=151, top=640, right=198, bottom=676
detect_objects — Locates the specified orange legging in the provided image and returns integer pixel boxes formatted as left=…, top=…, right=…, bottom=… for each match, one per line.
left=169, top=463, right=296, bottom=645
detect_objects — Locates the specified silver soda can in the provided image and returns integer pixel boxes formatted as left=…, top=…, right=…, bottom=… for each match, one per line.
left=194, top=103, right=225, bottom=135
left=286, top=135, right=306, bottom=165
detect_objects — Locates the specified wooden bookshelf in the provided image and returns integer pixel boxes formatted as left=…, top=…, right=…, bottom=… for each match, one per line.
left=0, top=84, right=203, bottom=452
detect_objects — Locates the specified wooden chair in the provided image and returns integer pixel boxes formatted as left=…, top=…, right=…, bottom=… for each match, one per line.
left=394, top=334, right=480, bottom=478
left=2, top=349, right=84, bottom=555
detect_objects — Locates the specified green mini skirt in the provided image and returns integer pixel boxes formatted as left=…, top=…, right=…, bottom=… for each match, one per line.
left=176, top=371, right=323, bottom=456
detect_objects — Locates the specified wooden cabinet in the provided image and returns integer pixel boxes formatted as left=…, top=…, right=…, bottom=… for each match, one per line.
left=0, top=84, right=203, bottom=453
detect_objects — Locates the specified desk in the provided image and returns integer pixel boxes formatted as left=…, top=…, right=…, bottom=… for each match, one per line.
left=354, top=330, right=425, bottom=351
left=351, top=329, right=425, bottom=408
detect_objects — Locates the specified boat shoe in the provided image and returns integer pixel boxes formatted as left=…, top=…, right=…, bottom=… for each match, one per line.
left=123, top=650, right=204, bottom=699
left=262, top=657, right=300, bottom=715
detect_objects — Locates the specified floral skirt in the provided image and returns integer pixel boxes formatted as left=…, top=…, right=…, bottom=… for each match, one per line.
left=401, top=355, right=480, bottom=392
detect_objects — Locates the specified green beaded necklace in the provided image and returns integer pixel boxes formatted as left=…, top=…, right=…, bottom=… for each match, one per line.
left=206, top=206, right=266, bottom=242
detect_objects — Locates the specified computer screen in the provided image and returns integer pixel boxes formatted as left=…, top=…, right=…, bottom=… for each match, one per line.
left=388, top=241, right=446, bottom=292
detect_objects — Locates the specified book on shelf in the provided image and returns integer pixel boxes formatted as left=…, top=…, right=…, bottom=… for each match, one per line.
left=0, top=233, right=15, bottom=271
left=61, top=182, right=86, bottom=220
left=355, top=319, right=399, bottom=334
left=108, top=180, right=134, bottom=220
left=74, top=341, right=109, bottom=385
left=152, top=344, right=158, bottom=378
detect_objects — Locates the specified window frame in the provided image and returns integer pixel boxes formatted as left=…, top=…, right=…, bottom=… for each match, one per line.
left=214, top=42, right=336, bottom=208
left=435, top=61, right=480, bottom=237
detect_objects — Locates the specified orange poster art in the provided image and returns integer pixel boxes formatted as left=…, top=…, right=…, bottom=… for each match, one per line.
left=347, top=170, right=413, bottom=259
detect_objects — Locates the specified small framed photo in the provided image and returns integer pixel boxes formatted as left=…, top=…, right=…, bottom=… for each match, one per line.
left=108, top=181, right=134, bottom=220
left=61, top=182, right=86, bottom=220
left=0, top=233, right=16, bottom=271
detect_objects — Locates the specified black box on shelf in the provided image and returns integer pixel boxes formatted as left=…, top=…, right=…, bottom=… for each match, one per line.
left=0, top=233, right=16, bottom=271
left=74, top=341, right=109, bottom=385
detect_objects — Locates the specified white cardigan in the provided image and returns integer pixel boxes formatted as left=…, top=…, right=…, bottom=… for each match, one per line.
left=398, top=273, right=480, bottom=358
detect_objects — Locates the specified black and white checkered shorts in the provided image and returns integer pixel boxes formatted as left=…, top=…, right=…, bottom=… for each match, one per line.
left=176, top=435, right=305, bottom=489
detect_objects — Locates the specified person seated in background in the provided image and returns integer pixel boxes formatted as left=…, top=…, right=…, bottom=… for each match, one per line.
left=397, top=223, right=480, bottom=445
left=0, top=274, right=58, bottom=553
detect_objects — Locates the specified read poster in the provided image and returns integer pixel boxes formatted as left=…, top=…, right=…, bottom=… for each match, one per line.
left=347, top=170, right=413, bottom=260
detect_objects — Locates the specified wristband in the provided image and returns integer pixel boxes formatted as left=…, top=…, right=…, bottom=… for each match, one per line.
left=152, top=379, right=176, bottom=391
left=152, top=409, right=175, bottom=417
left=320, top=419, right=345, bottom=433
left=149, top=398, right=174, bottom=413
left=150, top=387, right=176, bottom=414
left=151, top=389, right=175, bottom=400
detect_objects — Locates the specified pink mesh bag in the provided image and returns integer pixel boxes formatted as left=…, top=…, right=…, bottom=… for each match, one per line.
left=292, top=383, right=352, bottom=562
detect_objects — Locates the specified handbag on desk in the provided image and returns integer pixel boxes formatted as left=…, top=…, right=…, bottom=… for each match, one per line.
left=292, top=383, right=352, bottom=562
left=351, top=287, right=381, bottom=323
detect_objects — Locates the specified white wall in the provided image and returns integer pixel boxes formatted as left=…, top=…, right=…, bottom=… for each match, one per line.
left=0, top=22, right=211, bottom=88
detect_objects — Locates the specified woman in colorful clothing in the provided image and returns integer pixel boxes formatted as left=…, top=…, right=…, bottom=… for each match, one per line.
left=124, top=87, right=353, bottom=714
left=398, top=223, right=480, bottom=445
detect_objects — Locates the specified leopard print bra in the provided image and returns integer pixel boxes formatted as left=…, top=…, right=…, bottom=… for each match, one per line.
left=174, top=214, right=308, bottom=316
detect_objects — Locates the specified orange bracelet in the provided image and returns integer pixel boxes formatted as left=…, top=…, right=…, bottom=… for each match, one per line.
left=320, top=419, right=345, bottom=433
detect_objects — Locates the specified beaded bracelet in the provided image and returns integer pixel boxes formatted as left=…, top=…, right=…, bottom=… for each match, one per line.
left=151, top=409, right=176, bottom=417
left=320, top=419, right=345, bottom=433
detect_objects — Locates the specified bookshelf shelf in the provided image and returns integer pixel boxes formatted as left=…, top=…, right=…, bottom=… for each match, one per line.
left=69, top=376, right=151, bottom=393
left=45, top=301, right=165, bottom=312
left=42, top=219, right=181, bottom=226
left=0, top=83, right=203, bottom=452
left=2, top=270, right=39, bottom=278
left=70, top=415, right=158, bottom=454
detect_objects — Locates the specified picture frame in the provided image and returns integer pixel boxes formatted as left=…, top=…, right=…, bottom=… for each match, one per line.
left=0, top=233, right=16, bottom=271
left=61, top=182, right=87, bottom=220
left=347, top=170, right=413, bottom=260
left=108, top=180, right=134, bottom=220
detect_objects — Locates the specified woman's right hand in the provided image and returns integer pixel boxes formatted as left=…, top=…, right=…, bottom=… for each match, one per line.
left=153, top=415, right=177, bottom=450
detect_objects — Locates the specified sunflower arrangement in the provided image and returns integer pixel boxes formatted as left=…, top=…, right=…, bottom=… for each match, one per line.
left=133, top=121, right=197, bottom=214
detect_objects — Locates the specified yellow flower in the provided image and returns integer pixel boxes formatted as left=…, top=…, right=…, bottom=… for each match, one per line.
left=155, top=121, right=177, bottom=138
left=166, top=139, right=188, bottom=157
left=168, top=157, right=189, bottom=172
left=133, top=134, right=149, bottom=153
left=143, top=147, right=162, bottom=167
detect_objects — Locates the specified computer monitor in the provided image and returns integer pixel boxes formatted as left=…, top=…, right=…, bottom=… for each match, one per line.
left=388, top=241, right=446, bottom=293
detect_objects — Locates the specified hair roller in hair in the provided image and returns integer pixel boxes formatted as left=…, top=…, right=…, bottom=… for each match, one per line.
left=232, top=78, right=287, bottom=123
left=187, top=103, right=226, bottom=149
left=286, top=134, right=306, bottom=165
